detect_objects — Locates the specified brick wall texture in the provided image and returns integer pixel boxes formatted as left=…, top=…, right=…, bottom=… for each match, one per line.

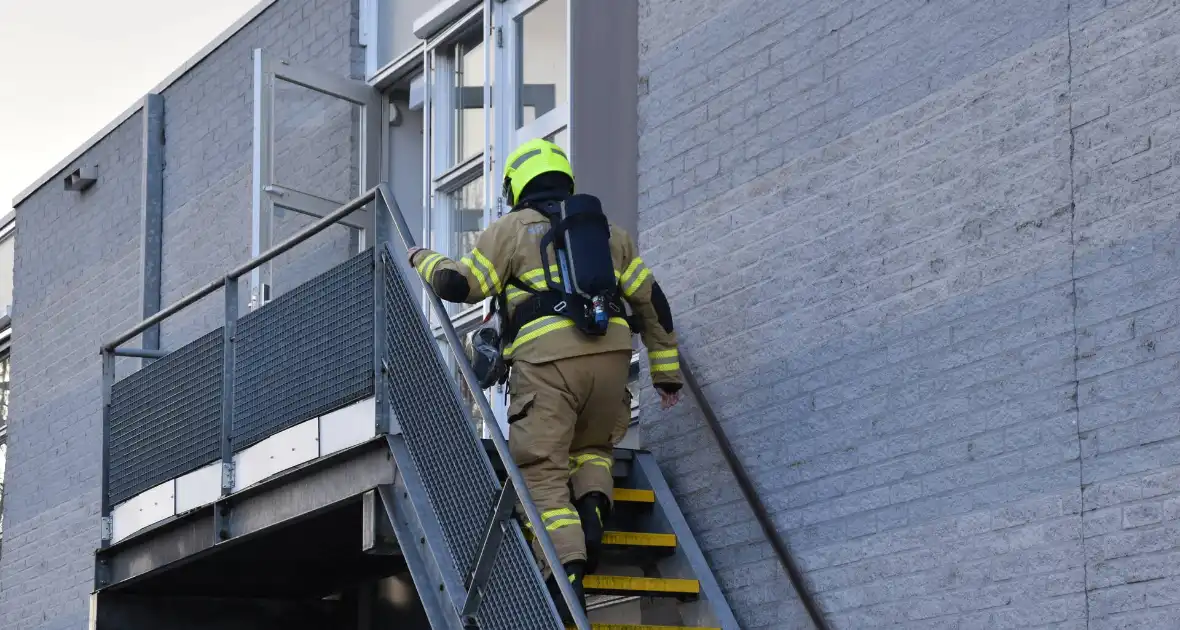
left=7, top=0, right=1180, bottom=628
left=637, top=0, right=1180, bottom=628
left=0, top=1, right=363, bottom=628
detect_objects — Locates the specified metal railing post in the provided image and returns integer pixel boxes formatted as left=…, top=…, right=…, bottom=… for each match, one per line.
left=99, top=349, right=115, bottom=550
left=216, top=277, right=238, bottom=542
left=378, top=184, right=591, bottom=630
left=373, top=190, right=391, bottom=435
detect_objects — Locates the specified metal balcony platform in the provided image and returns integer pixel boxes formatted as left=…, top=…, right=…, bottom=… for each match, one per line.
left=93, top=185, right=742, bottom=630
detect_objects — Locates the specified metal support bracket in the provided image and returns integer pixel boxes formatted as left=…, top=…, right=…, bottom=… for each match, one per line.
left=221, top=461, right=235, bottom=491
left=362, top=489, right=400, bottom=555
left=460, top=480, right=519, bottom=623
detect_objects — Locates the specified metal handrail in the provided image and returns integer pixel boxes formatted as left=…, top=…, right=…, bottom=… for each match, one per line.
left=680, top=351, right=831, bottom=630
left=98, top=185, right=380, bottom=560
left=103, top=186, right=380, bottom=352
left=379, top=184, right=592, bottom=630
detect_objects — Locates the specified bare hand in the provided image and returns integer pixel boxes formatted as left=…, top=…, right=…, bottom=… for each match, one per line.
left=407, top=247, right=424, bottom=266
left=659, top=389, right=681, bottom=410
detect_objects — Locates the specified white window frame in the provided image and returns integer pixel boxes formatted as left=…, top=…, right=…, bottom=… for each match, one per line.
left=491, top=0, right=571, bottom=212
left=418, top=4, right=508, bottom=436
left=409, top=0, right=574, bottom=437
left=422, top=5, right=492, bottom=321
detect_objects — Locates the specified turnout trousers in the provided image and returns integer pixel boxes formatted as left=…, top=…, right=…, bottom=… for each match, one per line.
left=507, top=349, right=633, bottom=573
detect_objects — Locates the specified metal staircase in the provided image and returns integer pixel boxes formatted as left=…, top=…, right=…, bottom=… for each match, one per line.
left=375, top=188, right=740, bottom=630
left=93, top=184, right=741, bottom=630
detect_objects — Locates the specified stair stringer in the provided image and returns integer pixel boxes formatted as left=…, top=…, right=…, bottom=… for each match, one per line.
left=631, top=452, right=742, bottom=630
left=377, top=245, right=565, bottom=630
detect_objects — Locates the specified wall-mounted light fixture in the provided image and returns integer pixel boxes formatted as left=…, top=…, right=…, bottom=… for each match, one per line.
left=64, top=166, right=98, bottom=192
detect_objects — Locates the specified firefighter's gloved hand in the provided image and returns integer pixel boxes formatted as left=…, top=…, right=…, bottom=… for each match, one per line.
left=658, top=388, right=681, bottom=410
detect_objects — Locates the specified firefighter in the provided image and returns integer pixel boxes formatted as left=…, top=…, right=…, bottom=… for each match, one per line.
left=407, top=138, right=682, bottom=623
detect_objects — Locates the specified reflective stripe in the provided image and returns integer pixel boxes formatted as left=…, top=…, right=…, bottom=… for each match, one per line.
left=620, top=258, right=643, bottom=283
left=620, top=257, right=651, bottom=297
left=542, top=507, right=581, bottom=532
left=504, top=316, right=630, bottom=357
left=460, top=257, right=489, bottom=295
left=570, top=453, right=612, bottom=475
left=504, top=316, right=574, bottom=356
left=471, top=248, right=502, bottom=293
left=519, top=265, right=561, bottom=285
left=624, top=269, right=651, bottom=297
left=506, top=265, right=562, bottom=303
left=547, top=518, right=581, bottom=531
left=509, top=149, right=543, bottom=170
left=419, top=253, right=445, bottom=282
left=649, top=348, right=680, bottom=373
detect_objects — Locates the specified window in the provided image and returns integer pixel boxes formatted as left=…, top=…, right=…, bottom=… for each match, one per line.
left=450, top=175, right=484, bottom=261
left=492, top=0, right=571, bottom=208
left=424, top=6, right=492, bottom=318
left=0, top=217, right=11, bottom=540
left=418, top=4, right=503, bottom=431
left=430, top=17, right=491, bottom=174
left=0, top=352, right=8, bottom=538
left=0, top=217, right=12, bottom=319
left=454, top=35, right=490, bottom=166
left=516, top=0, right=568, bottom=129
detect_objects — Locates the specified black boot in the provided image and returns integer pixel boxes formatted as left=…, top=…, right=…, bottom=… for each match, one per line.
left=576, top=491, right=610, bottom=575
left=546, top=561, right=587, bottom=625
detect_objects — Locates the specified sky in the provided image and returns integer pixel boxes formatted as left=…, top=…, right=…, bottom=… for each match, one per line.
left=0, top=0, right=262, bottom=212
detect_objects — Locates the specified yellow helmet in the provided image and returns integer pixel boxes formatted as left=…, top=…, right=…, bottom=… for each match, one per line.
left=502, top=138, right=574, bottom=206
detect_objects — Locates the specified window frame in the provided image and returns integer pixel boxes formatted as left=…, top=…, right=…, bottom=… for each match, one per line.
left=0, top=215, right=12, bottom=541
left=418, top=4, right=504, bottom=435
left=491, top=0, right=571, bottom=221
left=422, top=4, right=490, bottom=279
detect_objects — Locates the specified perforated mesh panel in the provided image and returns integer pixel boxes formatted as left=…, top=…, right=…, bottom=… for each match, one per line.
left=108, top=329, right=223, bottom=505
left=233, top=250, right=375, bottom=450
left=380, top=248, right=560, bottom=630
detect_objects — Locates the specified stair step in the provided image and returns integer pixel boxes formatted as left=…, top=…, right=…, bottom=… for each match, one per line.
left=613, top=488, right=655, bottom=504
left=583, top=575, right=700, bottom=597
left=602, top=531, right=676, bottom=548
left=571, top=625, right=721, bottom=630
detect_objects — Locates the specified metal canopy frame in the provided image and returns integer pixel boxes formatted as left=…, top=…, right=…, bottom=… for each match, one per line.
left=250, top=49, right=384, bottom=310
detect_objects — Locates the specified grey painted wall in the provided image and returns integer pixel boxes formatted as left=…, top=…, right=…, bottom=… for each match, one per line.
left=570, top=0, right=639, bottom=240
left=637, top=0, right=1180, bottom=628
left=0, top=1, right=364, bottom=627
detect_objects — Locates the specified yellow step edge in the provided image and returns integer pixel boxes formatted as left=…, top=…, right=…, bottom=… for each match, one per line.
left=568, top=625, right=721, bottom=630
left=602, top=531, right=677, bottom=548
left=613, top=488, right=655, bottom=503
left=583, top=575, right=701, bottom=595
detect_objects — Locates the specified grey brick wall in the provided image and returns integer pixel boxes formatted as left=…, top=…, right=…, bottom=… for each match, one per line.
left=0, top=1, right=363, bottom=627
left=638, top=0, right=1180, bottom=627
left=0, top=114, right=144, bottom=630
left=160, top=0, right=364, bottom=347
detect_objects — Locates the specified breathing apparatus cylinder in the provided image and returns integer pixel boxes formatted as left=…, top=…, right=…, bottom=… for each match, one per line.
left=555, top=194, right=616, bottom=336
